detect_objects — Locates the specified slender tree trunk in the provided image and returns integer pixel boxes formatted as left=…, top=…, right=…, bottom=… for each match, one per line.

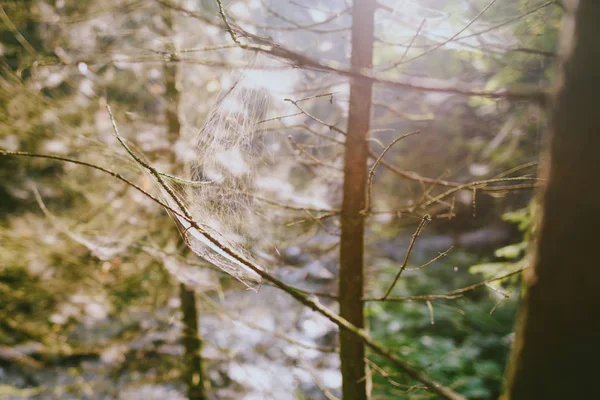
left=162, top=10, right=206, bottom=400
left=503, top=1, right=600, bottom=398
left=339, top=1, right=375, bottom=399
left=166, top=62, right=207, bottom=400
left=179, top=282, right=206, bottom=400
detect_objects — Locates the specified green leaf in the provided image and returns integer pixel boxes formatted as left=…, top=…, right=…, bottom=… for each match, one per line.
left=494, top=242, right=527, bottom=259
left=502, top=207, right=532, bottom=231
left=469, top=262, right=513, bottom=276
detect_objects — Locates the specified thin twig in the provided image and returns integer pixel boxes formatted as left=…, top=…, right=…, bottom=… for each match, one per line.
left=377, top=0, right=555, bottom=47
left=421, top=177, right=540, bottom=209
left=0, top=5, right=37, bottom=57
left=386, top=0, right=499, bottom=66
left=106, top=104, right=194, bottom=222
left=256, top=124, right=345, bottom=144
left=414, top=170, right=450, bottom=209
left=286, top=211, right=339, bottom=227
left=381, top=215, right=430, bottom=300
left=365, top=130, right=420, bottom=212
left=366, top=358, right=415, bottom=389
left=294, top=91, right=339, bottom=103
left=453, top=0, right=557, bottom=41
left=260, top=0, right=350, bottom=34
left=406, top=246, right=453, bottom=272
left=426, top=300, right=435, bottom=325
left=399, top=19, right=426, bottom=63
left=0, top=150, right=193, bottom=224
left=158, top=171, right=215, bottom=187
left=147, top=44, right=238, bottom=55
left=288, top=135, right=343, bottom=171
left=485, top=282, right=511, bottom=314
left=284, top=98, right=347, bottom=135
left=215, top=0, right=244, bottom=47
left=364, top=293, right=463, bottom=302
left=489, top=297, right=507, bottom=315
left=299, top=360, right=341, bottom=400
left=369, top=150, right=540, bottom=192
left=381, top=19, right=426, bottom=71
left=435, top=303, right=466, bottom=316
left=446, top=267, right=525, bottom=296
left=255, top=112, right=303, bottom=124
left=491, top=161, right=537, bottom=179
left=369, top=267, right=526, bottom=303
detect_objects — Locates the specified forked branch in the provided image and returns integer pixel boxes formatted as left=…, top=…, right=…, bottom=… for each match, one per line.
left=381, top=215, right=430, bottom=300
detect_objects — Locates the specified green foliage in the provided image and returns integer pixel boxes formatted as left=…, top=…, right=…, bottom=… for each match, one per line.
left=367, top=199, right=536, bottom=398
left=369, top=265, right=518, bottom=399
left=469, top=204, right=535, bottom=282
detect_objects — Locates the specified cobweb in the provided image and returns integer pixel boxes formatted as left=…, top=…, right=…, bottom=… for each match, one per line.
left=162, top=61, right=275, bottom=292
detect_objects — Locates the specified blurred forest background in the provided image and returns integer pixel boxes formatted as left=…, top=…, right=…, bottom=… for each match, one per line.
left=0, top=0, right=560, bottom=399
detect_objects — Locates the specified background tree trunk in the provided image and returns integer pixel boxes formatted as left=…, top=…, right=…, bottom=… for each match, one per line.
left=179, top=282, right=206, bottom=400
left=339, top=0, right=376, bottom=399
left=162, top=9, right=206, bottom=400
left=166, top=64, right=207, bottom=400
left=504, top=1, right=600, bottom=398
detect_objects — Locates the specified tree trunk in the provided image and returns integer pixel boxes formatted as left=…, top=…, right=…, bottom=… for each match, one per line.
left=162, top=9, right=206, bottom=400
left=166, top=63, right=207, bottom=400
left=179, top=282, right=206, bottom=400
left=339, top=1, right=375, bottom=399
left=503, top=1, right=600, bottom=398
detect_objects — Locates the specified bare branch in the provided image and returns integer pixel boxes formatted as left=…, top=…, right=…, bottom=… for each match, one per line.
left=259, top=0, right=350, bottom=33
left=159, top=0, right=548, bottom=102
left=364, top=293, right=463, bottom=302
left=379, top=18, right=426, bottom=72
left=406, top=246, right=454, bottom=272
left=446, top=267, right=526, bottom=296
left=365, top=130, right=420, bottom=212
left=420, top=177, right=540, bottom=209
left=0, top=150, right=193, bottom=224
left=284, top=98, right=347, bottom=135
left=381, top=215, right=430, bottom=300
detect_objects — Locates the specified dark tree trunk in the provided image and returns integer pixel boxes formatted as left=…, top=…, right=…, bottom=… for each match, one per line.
left=338, top=0, right=376, bottom=399
left=504, top=1, right=600, bottom=398
left=179, top=282, right=206, bottom=400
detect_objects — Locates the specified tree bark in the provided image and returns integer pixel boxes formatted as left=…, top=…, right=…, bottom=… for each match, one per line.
left=503, top=1, right=600, bottom=398
left=339, top=1, right=376, bottom=399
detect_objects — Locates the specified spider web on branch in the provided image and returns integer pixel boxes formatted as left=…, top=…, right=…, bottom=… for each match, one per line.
left=166, top=58, right=276, bottom=292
